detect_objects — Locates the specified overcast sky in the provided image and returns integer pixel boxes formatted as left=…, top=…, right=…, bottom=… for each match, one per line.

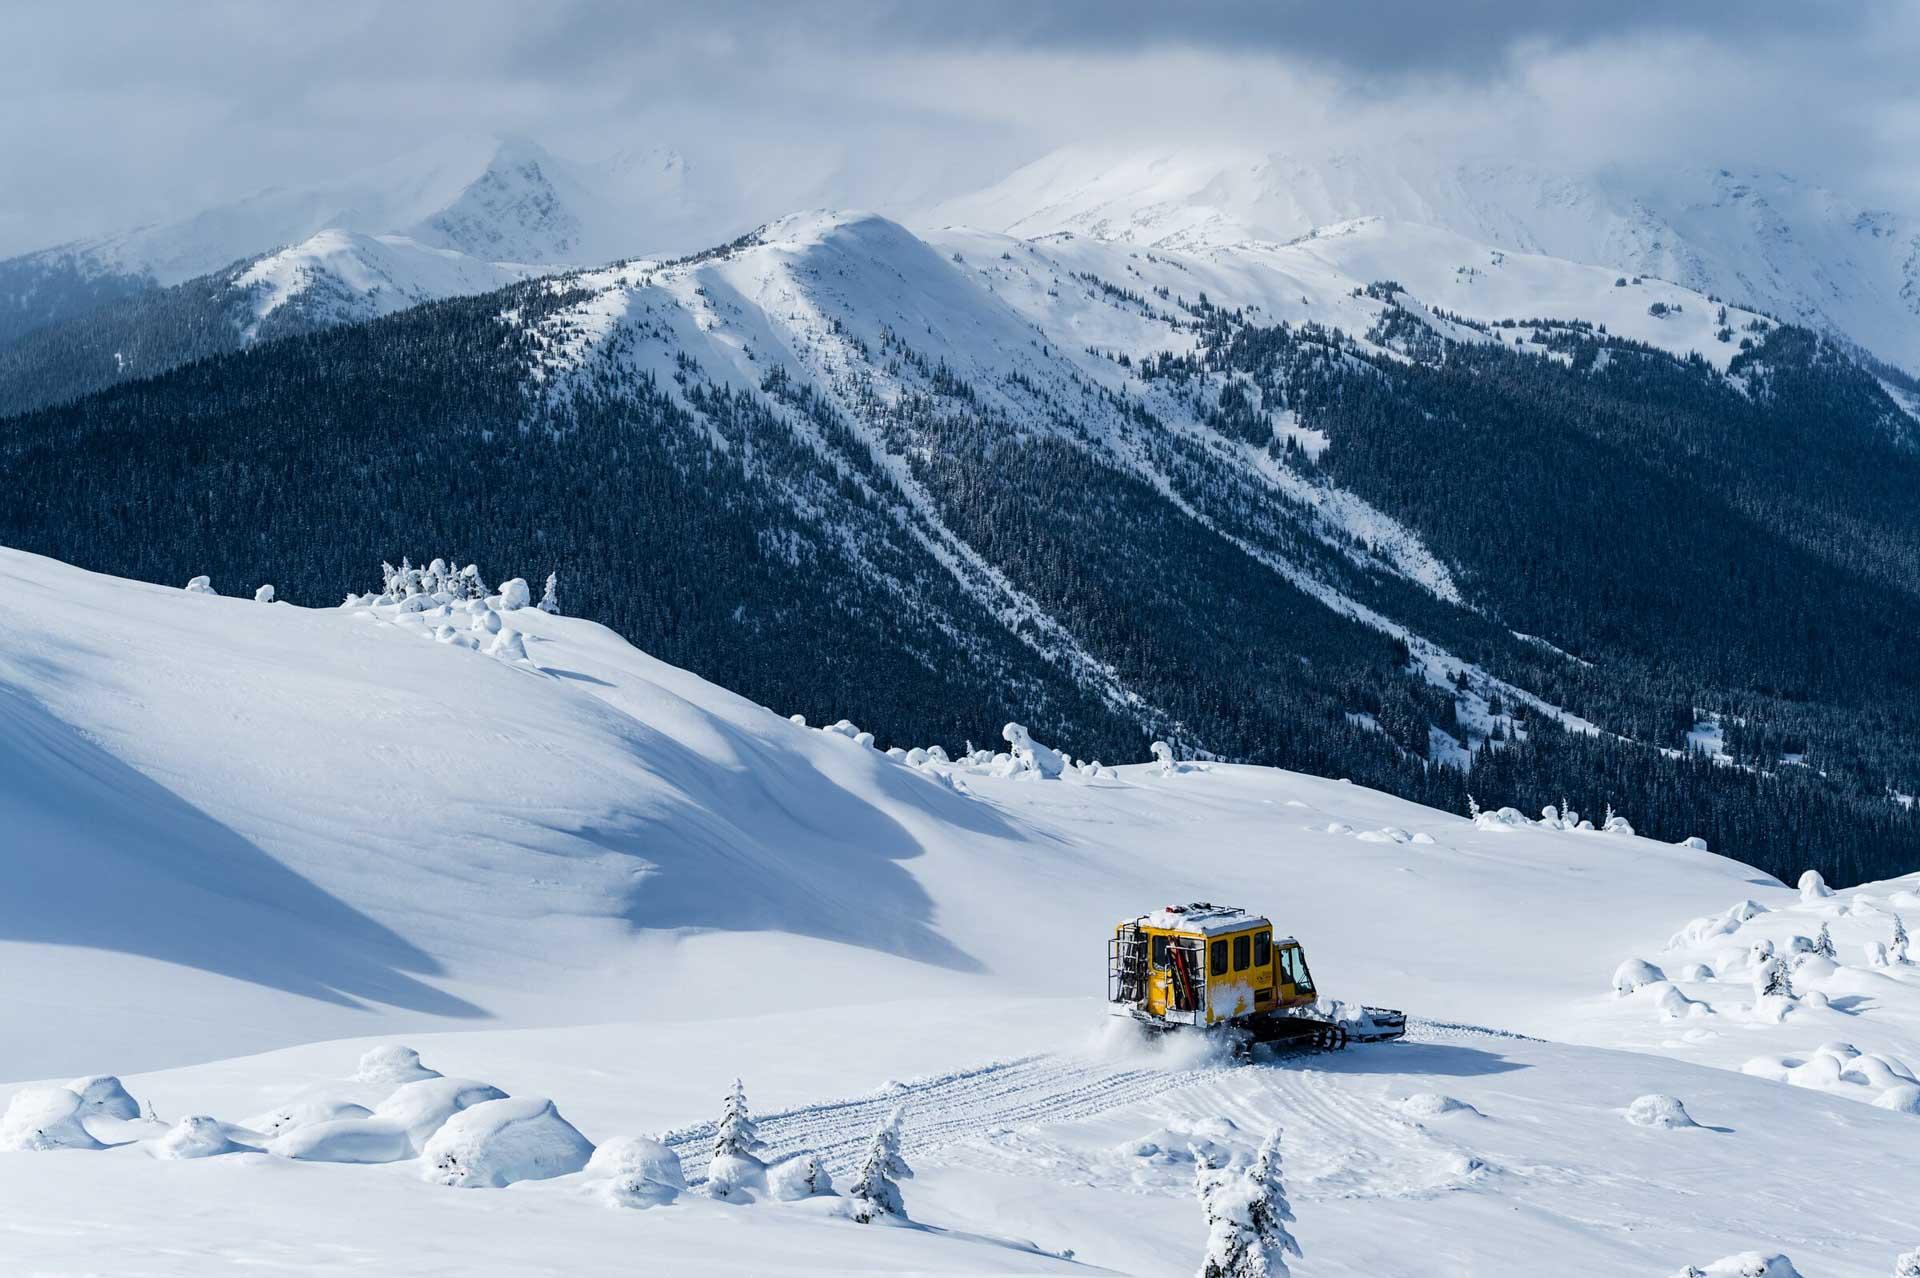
left=3, top=0, right=1916, bottom=255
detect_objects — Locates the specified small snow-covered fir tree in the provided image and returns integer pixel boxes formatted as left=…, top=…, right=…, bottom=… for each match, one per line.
left=460, top=563, right=490, bottom=601
left=538, top=571, right=560, bottom=615
left=1814, top=922, right=1836, bottom=960
left=1195, top=1126, right=1301, bottom=1278
left=1893, top=1246, right=1920, bottom=1278
left=1756, top=954, right=1795, bottom=1000
left=713, top=1079, right=764, bottom=1162
left=849, top=1105, right=911, bottom=1222
left=1466, top=793, right=1481, bottom=820
left=1895, top=914, right=1911, bottom=964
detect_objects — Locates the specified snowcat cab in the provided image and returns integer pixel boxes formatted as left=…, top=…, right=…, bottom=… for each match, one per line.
left=1108, top=903, right=1405, bottom=1051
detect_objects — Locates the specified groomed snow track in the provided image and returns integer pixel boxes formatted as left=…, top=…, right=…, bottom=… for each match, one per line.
left=665, top=1053, right=1229, bottom=1185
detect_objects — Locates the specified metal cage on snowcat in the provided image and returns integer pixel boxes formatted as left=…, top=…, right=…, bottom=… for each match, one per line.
left=1107, top=902, right=1406, bottom=1050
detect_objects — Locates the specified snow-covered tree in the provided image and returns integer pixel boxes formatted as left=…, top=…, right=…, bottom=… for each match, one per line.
left=1895, top=914, right=1911, bottom=964
left=1814, top=922, right=1836, bottom=960
left=1755, top=954, right=1795, bottom=1000
left=849, top=1105, right=910, bottom=1223
left=1195, top=1126, right=1301, bottom=1278
left=1466, top=793, right=1481, bottom=820
left=1894, top=1246, right=1920, bottom=1278
left=253, top=584, right=275, bottom=603
left=538, top=571, right=560, bottom=615
left=460, top=563, right=490, bottom=601
left=712, top=1079, right=764, bottom=1162
left=705, top=1078, right=768, bottom=1201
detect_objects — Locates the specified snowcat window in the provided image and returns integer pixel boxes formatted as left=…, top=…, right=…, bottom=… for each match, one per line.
left=1254, top=931, right=1271, bottom=968
left=1210, top=940, right=1228, bottom=976
left=1151, top=935, right=1169, bottom=969
left=1280, top=945, right=1314, bottom=994
left=1232, top=934, right=1250, bottom=971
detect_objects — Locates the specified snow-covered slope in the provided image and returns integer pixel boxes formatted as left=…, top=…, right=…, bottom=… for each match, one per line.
left=231, top=229, right=538, bottom=335
left=928, top=145, right=1920, bottom=373
left=4, top=545, right=1920, bottom=1275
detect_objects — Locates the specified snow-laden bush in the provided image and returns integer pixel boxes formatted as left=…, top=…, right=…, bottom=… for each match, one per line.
left=1798, top=869, right=1833, bottom=900
left=253, top=583, right=275, bottom=603
left=1677, top=835, right=1712, bottom=852
left=0, top=1085, right=106, bottom=1151
left=154, top=1115, right=252, bottom=1159
left=354, top=1045, right=441, bottom=1085
left=1626, top=1094, right=1700, bottom=1129
left=1001, top=722, right=1066, bottom=778
left=1149, top=740, right=1176, bottom=775
left=488, top=628, right=528, bottom=661
left=586, top=1135, right=686, bottom=1208
left=1894, top=1247, right=1920, bottom=1278
left=824, top=719, right=861, bottom=739
left=496, top=578, right=531, bottom=611
left=420, top=1097, right=593, bottom=1188
left=769, top=1151, right=834, bottom=1200
left=1681, top=1254, right=1802, bottom=1278
left=1473, top=806, right=1530, bottom=830
left=1613, top=958, right=1666, bottom=995
left=183, top=575, right=216, bottom=595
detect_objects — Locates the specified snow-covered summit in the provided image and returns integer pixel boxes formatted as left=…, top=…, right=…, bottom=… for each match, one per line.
left=926, top=144, right=1920, bottom=372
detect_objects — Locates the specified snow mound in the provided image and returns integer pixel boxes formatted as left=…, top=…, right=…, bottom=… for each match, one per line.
left=496, top=578, right=531, bottom=611
left=707, top=1151, right=771, bottom=1202
left=66, top=1075, right=140, bottom=1121
left=183, top=575, right=215, bottom=595
left=419, top=1096, right=593, bottom=1188
left=1400, top=1093, right=1481, bottom=1119
left=1613, top=958, right=1667, bottom=995
left=153, top=1115, right=254, bottom=1160
left=585, top=1135, right=685, bottom=1208
left=768, top=1152, right=835, bottom=1200
left=1797, top=870, right=1832, bottom=901
left=373, top=1077, right=510, bottom=1150
left=354, top=1045, right=442, bottom=1085
left=1685, top=1253, right=1803, bottom=1278
left=0, top=1086, right=106, bottom=1152
left=1625, top=1094, right=1700, bottom=1129
left=243, top=1097, right=374, bottom=1140
left=1874, top=1084, right=1920, bottom=1115
left=1001, top=722, right=1066, bottom=779
left=271, top=1117, right=413, bottom=1164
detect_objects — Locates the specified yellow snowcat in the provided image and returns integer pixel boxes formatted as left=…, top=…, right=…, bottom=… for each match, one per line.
left=1108, top=903, right=1406, bottom=1051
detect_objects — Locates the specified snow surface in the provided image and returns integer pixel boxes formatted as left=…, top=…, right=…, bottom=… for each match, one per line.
left=925, top=143, right=1920, bottom=375
left=4, top=545, right=1920, bottom=1274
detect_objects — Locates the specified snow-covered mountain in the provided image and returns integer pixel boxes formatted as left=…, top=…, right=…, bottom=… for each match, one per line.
left=926, top=145, right=1920, bottom=374
left=3, top=544, right=1918, bottom=1275
left=0, top=135, right=728, bottom=353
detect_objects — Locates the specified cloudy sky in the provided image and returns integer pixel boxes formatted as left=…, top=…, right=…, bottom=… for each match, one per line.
left=3, top=0, right=1916, bottom=255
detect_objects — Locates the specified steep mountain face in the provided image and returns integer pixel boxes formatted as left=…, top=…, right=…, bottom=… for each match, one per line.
left=6, top=211, right=1920, bottom=883
left=926, top=146, right=1920, bottom=374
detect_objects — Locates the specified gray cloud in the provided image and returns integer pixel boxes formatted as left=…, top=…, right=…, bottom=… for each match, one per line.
left=1, top=0, right=1915, bottom=256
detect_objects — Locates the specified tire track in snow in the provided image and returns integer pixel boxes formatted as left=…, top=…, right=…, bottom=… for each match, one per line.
left=664, top=1053, right=1223, bottom=1184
